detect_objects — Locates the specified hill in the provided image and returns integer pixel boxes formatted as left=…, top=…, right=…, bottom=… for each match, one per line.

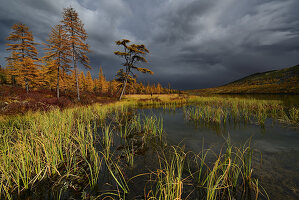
left=187, top=65, right=299, bottom=94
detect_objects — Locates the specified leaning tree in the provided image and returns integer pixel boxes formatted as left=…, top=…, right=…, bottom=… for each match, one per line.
left=115, top=68, right=136, bottom=94
left=114, top=39, right=153, bottom=100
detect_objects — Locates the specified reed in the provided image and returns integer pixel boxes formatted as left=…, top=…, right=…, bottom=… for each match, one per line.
left=101, top=124, right=113, bottom=160
left=147, top=146, right=186, bottom=200
left=0, top=94, right=281, bottom=199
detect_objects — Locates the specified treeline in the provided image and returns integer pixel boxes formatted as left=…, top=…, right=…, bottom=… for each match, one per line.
left=0, top=64, right=177, bottom=96
left=1, top=7, right=177, bottom=100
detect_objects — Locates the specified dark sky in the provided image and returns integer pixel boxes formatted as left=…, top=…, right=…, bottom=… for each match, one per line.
left=1, top=0, right=299, bottom=90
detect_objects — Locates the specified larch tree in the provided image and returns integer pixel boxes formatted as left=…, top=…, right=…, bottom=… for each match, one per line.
left=5, top=52, right=19, bottom=85
left=114, top=39, right=153, bottom=100
left=145, top=82, right=151, bottom=94
left=98, top=67, right=107, bottom=94
left=98, top=66, right=106, bottom=94
left=39, top=57, right=56, bottom=89
left=79, top=71, right=86, bottom=92
left=6, top=23, right=39, bottom=93
left=115, top=69, right=136, bottom=94
left=70, top=70, right=77, bottom=92
left=62, top=7, right=90, bottom=101
left=107, top=80, right=118, bottom=97
left=0, top=65, right=7, bottom=84
left=43, top=24, right=72, bottom=99
left=85, top=71, right=94, bottom=92
left=156, top=83, right=162, bottom=94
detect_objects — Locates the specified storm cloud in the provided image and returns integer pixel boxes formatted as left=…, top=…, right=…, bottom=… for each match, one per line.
left=0, top=0, right=299, bottom=89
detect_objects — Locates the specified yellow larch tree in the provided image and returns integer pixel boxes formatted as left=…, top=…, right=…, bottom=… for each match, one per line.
left=62, top=7, right=90, bottom=101
left=6, top=23, right=39, bottom=93
left=156, top=83, right=162, bottom=94
left=39, top=58, right=57, bottom=90
left=79, top=71, right=86, bottom=92
left=85, top=71, right=94, bottom=92
left=93, top=78, right=98, bottom=93
left=43, top=24, right=72, bottom=99
left=5, top=52, right=19, bottom=85
left=98, top=66, right=107, bottom=94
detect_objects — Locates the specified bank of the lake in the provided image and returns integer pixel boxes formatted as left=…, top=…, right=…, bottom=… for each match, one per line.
left=0, top=94, right=298, bottom=199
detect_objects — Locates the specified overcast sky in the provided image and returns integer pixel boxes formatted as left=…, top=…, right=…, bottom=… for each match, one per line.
left=0, top=0, right=299, bottom=89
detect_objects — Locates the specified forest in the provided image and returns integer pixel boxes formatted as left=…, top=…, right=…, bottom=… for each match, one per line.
left=0, top=7, right=177, bottom=104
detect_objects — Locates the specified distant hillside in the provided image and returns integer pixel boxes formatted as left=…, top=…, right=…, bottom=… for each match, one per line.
left=187, top=65, right=299, bottom=94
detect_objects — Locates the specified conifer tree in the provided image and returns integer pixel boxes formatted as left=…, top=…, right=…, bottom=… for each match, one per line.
left=5, top=52, right=19, bottom=85
left=6, top=23, right=39, bottom=93
left=107, top=81, right=113, bottom=97
left=93, top=79, right=98, bottom=93
left=145, top=82, right=151, bottom=94
left=85, top=71, right=94, bottom=92
left=39, top=58, right=56, bottom=89
left=79, top=71, right=86, bottom=92
left=110, top=80, right=119, bottom=97
left=137, top=82, right=145, bottom=94
left=114, top=39, right=153, bottom=100
left=62, top=7, right=90, bottom=101
left=156, top=83, right=162, bottom=94
left=0, top=65, right=7, bottom=84
left=70, top=70, right=77, bottom=92
left=115, top=69, right=136, bottom=94
left=43, top=25, right=71, bottom=99
left=98, top=66, right=106, bottom=94
left=60, top=70, right=71, bottom=92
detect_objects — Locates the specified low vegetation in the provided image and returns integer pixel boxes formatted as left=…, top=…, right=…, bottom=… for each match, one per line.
left=188, top=65, right=299, bottom=94
left=1, top=94, right=297, bottom=199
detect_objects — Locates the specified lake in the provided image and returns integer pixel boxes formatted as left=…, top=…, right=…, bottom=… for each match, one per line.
left=141, top=105, right=299, bottom=200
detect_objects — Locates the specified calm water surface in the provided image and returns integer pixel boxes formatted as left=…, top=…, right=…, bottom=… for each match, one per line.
left=140, top=103, right=299, bottom=200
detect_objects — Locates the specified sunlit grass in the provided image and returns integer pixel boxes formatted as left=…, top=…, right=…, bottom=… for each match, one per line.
left=0, top=94, right=293, bottom=199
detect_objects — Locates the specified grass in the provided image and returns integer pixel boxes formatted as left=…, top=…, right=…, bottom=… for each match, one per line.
left=182, top=95, right=299, bottom=127
left=146, top=146, right=186, bottom=200
left=1, top=94, right=294, bottom=199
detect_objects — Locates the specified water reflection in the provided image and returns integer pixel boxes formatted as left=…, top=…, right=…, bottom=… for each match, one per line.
left=140, top=107, right=299, bottom=200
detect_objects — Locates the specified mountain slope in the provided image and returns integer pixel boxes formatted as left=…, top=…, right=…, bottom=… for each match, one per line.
left=188, top=65, right=299, bottom=94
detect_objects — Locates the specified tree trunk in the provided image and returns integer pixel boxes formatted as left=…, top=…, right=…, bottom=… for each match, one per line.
left=119, top=78, right=128, bottom=100
left=119, top=67, right=131, bottom=100
left=75, top=62, right=80, bottom=101
left=25, top=79, right=29, bottom=93
left=57, top=66, right=60, bottom=99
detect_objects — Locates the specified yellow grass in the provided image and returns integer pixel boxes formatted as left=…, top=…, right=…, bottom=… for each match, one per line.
left=123, top=94, right=183, bottom=101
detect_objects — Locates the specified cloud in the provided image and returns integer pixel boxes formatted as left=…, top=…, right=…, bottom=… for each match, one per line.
left=0, top=0, right=299, bottom=89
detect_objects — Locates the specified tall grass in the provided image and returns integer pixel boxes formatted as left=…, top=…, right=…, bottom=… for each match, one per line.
left=0, top=95, right=281, bottom=199
left=146, top=146, right=186, bottom=200
left=183, top=96, right=298, bottom=128
left=0, top=102, right=132, bottom=198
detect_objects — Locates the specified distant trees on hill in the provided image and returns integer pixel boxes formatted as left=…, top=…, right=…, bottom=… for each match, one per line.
left=2, top=7, right=178, bottom=99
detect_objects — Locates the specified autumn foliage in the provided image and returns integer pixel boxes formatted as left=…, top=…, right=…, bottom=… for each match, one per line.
left=6, top=23, right=39, bottom=93
left=2, top=8, right=177, bottom=103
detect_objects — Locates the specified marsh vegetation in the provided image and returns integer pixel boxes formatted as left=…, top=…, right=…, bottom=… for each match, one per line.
left=0, top=94, right=298, bottom=199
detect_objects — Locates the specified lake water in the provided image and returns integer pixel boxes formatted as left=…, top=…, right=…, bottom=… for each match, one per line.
left=140, top=106, right=299, bottom=200
left=15, top=95, right=299, bottom=200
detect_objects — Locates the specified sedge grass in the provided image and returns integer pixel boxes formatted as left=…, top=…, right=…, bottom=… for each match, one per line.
left=0, top=95, right=281, bottom=199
